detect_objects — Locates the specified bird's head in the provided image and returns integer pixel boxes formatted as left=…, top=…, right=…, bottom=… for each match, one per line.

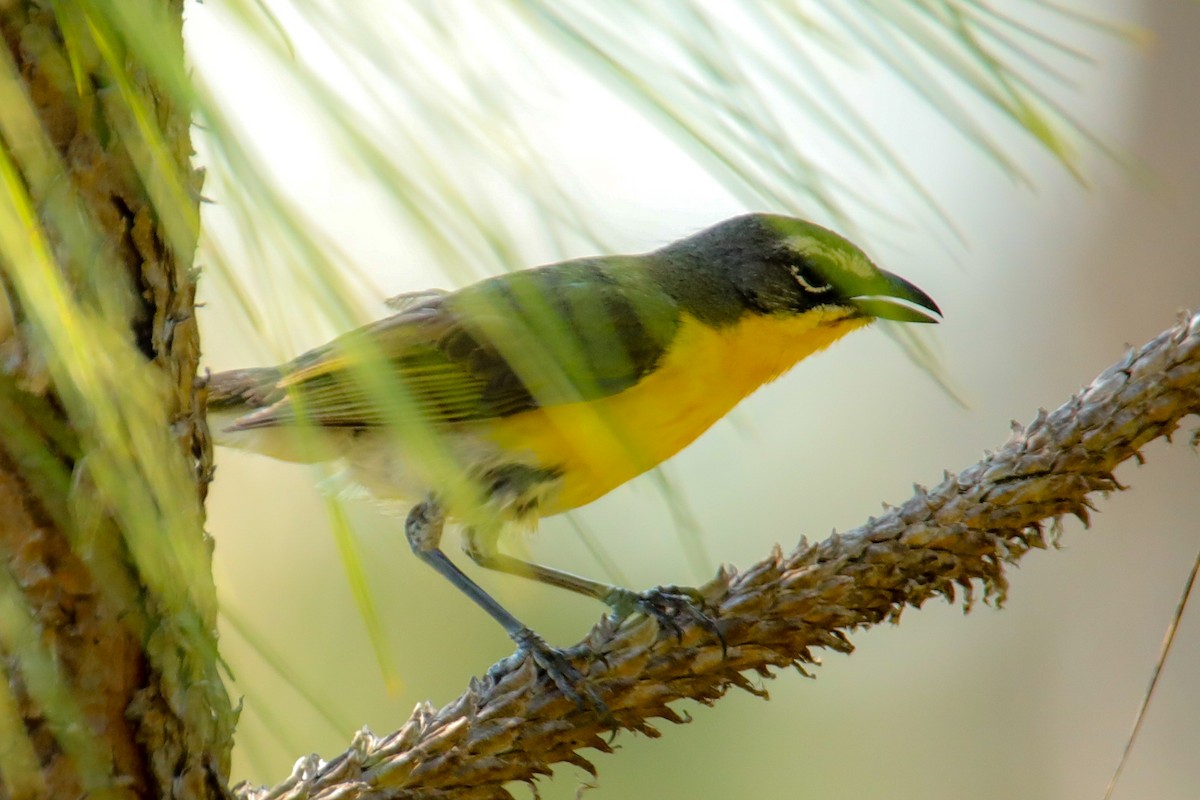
left=666, top=213, right=941, bottom=326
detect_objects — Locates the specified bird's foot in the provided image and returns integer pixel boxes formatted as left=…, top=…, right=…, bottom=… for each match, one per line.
left=499, top=627, right=608, bottom=715
left=603, top=585, right=725, bottom=652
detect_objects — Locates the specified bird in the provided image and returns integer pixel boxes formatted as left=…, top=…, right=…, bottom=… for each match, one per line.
left=206, top=212, right=940, bottom=703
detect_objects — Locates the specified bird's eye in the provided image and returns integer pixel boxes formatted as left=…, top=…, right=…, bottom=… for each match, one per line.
left=787, top=263, right=833, bottom=294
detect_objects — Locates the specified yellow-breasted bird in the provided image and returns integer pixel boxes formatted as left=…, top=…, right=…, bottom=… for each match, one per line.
left=207, top=213, right=940, bottom=700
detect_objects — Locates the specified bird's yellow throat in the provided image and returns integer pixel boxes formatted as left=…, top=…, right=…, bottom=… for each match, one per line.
left=482, top=307, right=870, bottom=514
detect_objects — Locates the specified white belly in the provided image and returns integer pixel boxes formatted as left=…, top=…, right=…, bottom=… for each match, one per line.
left=213, top=413, right=555, bottom=527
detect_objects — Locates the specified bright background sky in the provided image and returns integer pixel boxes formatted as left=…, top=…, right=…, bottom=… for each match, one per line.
left=187, top=2, right=1199, bottom=797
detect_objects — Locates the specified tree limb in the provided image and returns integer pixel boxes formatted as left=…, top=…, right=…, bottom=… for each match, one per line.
left=238, top=309, right=1200, bottom=800
left=1, top=2, right=232, bottom=797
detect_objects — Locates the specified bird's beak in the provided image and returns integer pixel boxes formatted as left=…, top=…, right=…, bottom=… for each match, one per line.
left=848, top=269, right=941, bottom=324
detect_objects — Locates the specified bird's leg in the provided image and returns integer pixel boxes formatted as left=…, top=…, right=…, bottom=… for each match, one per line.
left=404, top=499, right=604, bottom=711
left=463, top=526, right=723, bottom=649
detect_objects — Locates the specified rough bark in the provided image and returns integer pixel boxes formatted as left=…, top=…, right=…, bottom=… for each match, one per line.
left=0, top=2, right=231, bottom=799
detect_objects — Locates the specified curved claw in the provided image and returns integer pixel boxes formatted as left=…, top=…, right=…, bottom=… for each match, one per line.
left=507, top=627, right=609, bottom=717
left=604, top=585, right=726, bottom=655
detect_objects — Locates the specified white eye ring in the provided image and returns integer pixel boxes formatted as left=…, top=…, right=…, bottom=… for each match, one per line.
left=788, top=264, right=833, bottom=293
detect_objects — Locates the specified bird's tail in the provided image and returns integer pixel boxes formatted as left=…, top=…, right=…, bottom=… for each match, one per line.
left=205, top=366, right=283, bottom=413
left=203, top=367, right=343, bottom=464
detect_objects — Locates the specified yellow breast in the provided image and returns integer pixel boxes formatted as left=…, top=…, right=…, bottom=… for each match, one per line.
left=479, top=308, right=869, bottom=515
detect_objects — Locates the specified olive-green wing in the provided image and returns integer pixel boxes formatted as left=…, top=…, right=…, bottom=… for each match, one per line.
left=226, top=259, right=681, bottom=431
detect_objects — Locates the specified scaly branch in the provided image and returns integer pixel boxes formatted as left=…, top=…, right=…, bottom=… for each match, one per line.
left=237, top=309, right=1200, bottom=800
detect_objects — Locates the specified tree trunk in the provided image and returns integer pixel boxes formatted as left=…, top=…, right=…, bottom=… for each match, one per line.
left=0, top=2, right=232, bottom=798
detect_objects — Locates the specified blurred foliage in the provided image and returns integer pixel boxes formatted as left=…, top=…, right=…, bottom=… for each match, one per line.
left=187, top=0, right=1126, bottom=725
left=196, top=0, right=1132, bottom=333
left=0, top=0, right=1137, bottom=794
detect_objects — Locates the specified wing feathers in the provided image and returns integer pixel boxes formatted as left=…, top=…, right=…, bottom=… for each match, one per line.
left=225, top=260, right=679, bottom=432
